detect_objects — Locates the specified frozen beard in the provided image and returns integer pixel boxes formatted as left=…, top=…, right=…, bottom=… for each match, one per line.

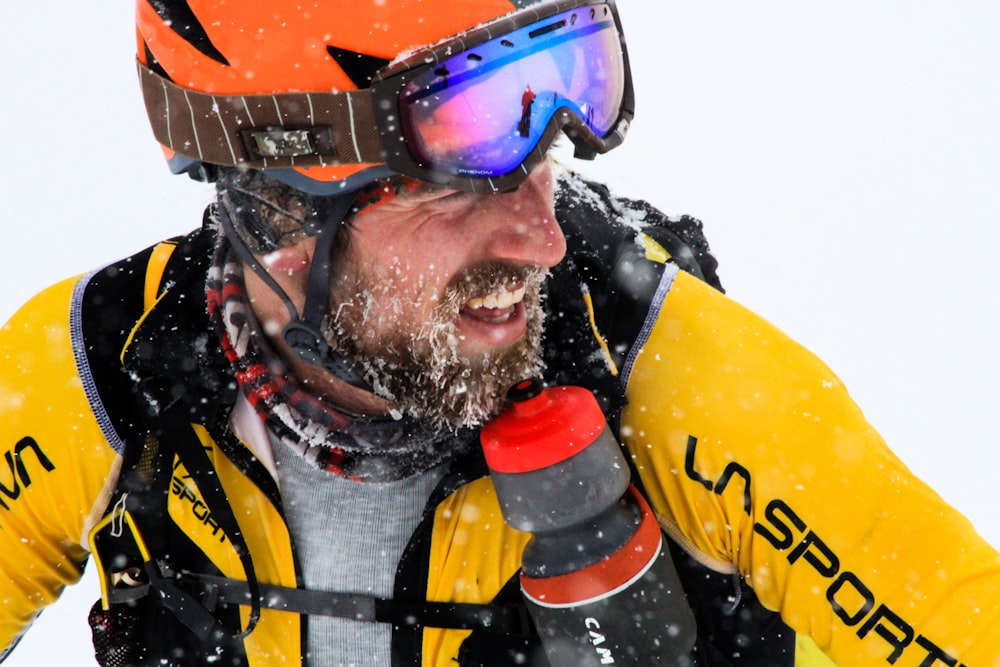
left=322, top=261, right=549, bottom=429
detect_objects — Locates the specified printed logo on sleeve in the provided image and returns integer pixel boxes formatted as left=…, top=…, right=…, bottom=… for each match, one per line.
left=684, top=434, right=969, bottom=667
left=0, top=437, right=56, bottom=511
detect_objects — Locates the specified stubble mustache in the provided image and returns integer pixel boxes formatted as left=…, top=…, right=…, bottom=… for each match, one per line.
left=437, top=262, right=543, bottom=319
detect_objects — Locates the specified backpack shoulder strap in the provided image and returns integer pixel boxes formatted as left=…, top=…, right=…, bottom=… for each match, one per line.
left=553, top=171, right=724, bottom=380
left=143, top=240, right=179, bottom=310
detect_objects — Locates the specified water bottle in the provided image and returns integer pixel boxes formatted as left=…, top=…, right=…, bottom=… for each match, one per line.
left=480, top=379, right=698, bottom=666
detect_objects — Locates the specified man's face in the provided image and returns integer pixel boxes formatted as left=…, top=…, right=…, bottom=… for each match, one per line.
left=323, top=162, right=566, bottom=428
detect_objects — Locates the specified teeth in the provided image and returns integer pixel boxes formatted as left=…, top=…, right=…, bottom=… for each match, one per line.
left=465, top=285, right=526, bottom=311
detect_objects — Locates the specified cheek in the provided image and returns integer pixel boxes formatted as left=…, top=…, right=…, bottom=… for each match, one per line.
left=342, top=220, right=463, bottom=326
left=364, top=261, right=452, bottom=327
left=381, top=245, right=454, bottom=290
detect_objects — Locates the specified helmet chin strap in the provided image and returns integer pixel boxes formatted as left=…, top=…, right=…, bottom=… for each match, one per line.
left=217, top=195, right=374, bottom=392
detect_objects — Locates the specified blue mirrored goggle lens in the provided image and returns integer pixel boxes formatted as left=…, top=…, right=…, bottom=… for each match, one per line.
left=399, top=4, right=625, bottom=178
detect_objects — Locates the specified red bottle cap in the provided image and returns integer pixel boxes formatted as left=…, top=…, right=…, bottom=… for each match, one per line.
left=480, top=379, right=608, bottom=474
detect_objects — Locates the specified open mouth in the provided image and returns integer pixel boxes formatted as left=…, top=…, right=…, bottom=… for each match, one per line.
left=462, top=283, right=527, bottom=323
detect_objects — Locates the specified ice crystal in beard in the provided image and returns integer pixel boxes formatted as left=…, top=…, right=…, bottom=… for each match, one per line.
left=323, top=264, right=549, bottom=429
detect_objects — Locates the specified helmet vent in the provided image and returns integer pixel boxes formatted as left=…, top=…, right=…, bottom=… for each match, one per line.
left=146, top=0, right=229, bottom=66
left=325, top=46, right=390, bottom=89
left=142, top=43, right=171, bottom=81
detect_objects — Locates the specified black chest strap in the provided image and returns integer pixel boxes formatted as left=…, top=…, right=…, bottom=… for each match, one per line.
left=109, top=568, right=534, bottom=636
left=110, top=389, right=264, bottom=643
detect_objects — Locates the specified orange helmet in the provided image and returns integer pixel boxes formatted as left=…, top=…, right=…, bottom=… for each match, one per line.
left=137, top=0, right=523, bottom=193
left=136, top=0, right=634, bottom=194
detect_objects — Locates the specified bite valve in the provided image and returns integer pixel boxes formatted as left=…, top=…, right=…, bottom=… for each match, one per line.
left=480, top=378, right=699, bottom=666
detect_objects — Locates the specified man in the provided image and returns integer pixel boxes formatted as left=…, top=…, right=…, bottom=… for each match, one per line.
left=1, top=0, right=997, bottom=665
left=519, top=85, right=537, bottom=137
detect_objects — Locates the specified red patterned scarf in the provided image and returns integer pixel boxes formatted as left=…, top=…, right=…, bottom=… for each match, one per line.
left=206, top=236, right=474, bottom=481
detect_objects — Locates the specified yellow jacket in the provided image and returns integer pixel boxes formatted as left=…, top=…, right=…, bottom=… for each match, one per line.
left=626, top=269, right=1000, bottom=665
left=1, top=179, right=997, bottom=665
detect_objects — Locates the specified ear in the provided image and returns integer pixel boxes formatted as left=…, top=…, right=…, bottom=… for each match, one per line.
left=260, top=237, right=317, bottom=277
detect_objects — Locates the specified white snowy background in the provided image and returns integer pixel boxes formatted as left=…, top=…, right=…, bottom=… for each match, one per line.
left=2, top=2, right=998, bottom=664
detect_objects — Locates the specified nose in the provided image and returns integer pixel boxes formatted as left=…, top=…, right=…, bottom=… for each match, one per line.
left=480, top=162, right=567, bottom=268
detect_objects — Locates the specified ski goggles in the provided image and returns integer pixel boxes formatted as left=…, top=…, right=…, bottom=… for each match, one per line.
left=138, top=0, right=633, bottom=193
left=372, top=0, right=634, bottom=191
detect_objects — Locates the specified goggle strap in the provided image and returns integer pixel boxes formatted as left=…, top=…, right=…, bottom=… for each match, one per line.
left=138, top=63, right=385, bottom=172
